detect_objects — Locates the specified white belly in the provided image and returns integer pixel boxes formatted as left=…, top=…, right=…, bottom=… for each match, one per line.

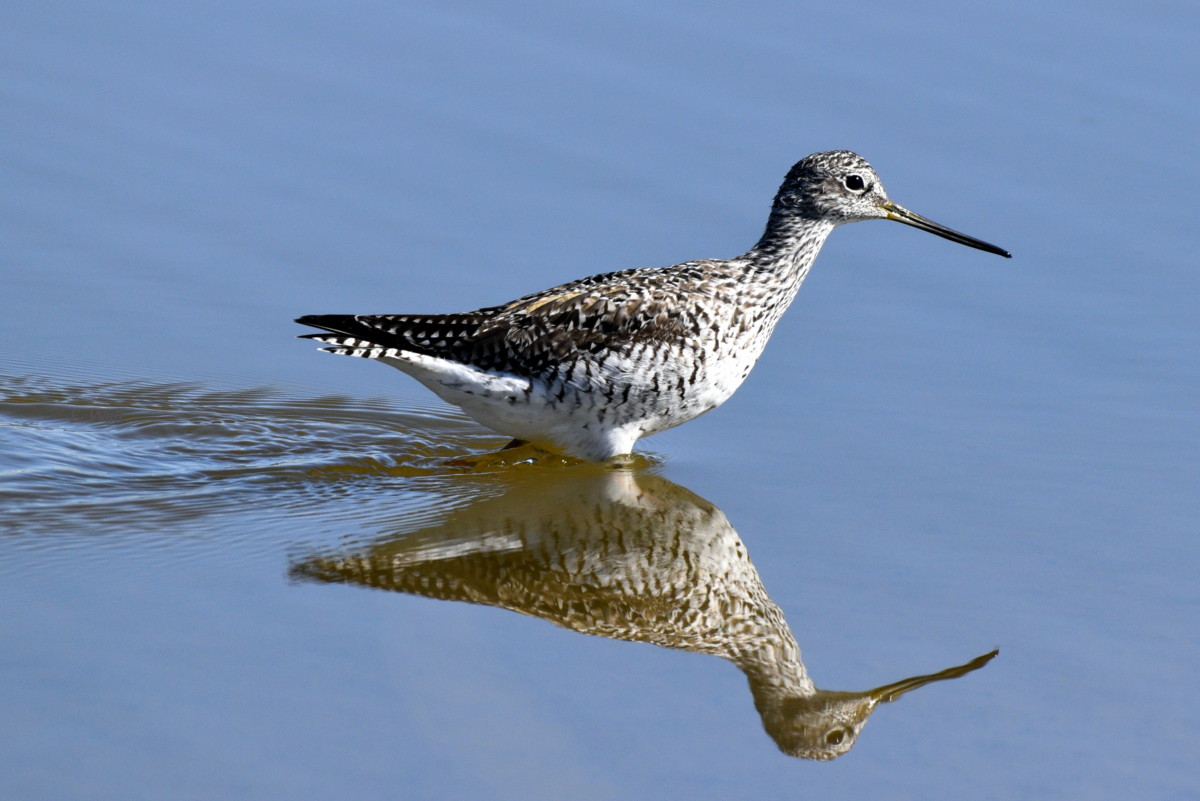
left=377, top=329, right=769, bottom=460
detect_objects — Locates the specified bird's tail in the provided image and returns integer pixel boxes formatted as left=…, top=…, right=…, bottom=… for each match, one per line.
left=295, top=314, right=396, bottom=358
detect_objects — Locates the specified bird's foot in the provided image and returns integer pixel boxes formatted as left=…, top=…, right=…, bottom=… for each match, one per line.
left=442, top=440, right=581, bottom=470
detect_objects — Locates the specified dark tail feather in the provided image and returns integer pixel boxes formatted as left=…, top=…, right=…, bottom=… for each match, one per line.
left=296, top=311, right=492, bottom=359
left=295, top=314, right=368, bottom=337
left=295, top=315, right=397, bottom=358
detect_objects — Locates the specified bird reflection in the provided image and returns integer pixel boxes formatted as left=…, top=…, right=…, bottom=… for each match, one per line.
left=291, top=468, right=995, bottom=760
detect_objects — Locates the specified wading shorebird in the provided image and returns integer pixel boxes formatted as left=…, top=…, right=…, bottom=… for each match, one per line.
left=298, top=151, right=1009, bottom=460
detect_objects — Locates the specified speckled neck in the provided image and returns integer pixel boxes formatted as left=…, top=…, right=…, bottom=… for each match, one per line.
left=730, top=619, right=817, bottom=702
left=747, top=209, right=837, bottom=281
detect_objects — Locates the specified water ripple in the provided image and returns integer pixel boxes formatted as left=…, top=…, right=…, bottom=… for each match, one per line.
left=0, top=374, right=530, bottom=539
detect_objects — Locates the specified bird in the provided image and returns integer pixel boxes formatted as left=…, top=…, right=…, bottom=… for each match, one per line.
left=291, top=467, right=997, bottom=760
left=297, top=151, right=1010, bottom=461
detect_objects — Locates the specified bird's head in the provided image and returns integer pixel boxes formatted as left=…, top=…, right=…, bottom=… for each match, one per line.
left=757, top=649, right=999, bottom=760
left=773, top=150, right=1011, bottom=257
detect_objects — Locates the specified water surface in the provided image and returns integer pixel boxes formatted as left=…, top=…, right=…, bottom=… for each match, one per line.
left=3, top=2, right=1197, bottom=799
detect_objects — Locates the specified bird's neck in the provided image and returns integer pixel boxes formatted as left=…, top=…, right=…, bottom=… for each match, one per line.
left=746, top=209, right=836, bottom=285
left=716, top=596, right=814, bottom=692
left=735, top=635, right=817, bottom=708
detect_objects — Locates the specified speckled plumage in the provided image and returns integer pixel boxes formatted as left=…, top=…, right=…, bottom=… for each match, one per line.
left=298, top=151, right=1009, bottom=460
left=292, top=470, right=996, bottom=759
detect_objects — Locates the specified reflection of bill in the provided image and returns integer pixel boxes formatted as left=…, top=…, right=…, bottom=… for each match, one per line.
left=292, top=468, right=995, bottom=760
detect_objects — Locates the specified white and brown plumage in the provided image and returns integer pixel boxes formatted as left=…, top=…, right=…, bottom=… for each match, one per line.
left=292, top=469, right=997, bottom=759
left=297, top=151, right=1009, bottom=460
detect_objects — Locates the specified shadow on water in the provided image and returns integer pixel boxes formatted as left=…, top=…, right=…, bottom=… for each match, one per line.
left=291, top=467, right=996, bottom=761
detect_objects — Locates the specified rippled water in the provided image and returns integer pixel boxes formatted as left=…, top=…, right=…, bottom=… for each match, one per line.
left=0, top=374, right=993, bottom=772
left=0, top=377, right=478, bottom=533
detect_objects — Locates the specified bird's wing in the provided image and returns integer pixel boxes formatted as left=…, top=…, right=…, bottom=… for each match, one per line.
left=297, top=265, right=706, bottom=378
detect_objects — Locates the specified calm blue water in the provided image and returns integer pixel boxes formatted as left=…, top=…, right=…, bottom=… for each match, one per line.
left=2, top=2, right=1197, bottom=799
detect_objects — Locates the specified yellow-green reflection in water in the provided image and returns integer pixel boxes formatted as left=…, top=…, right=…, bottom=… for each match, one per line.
left=2, top=375, right=994, bottom=760
left=292, top=467, right=995, bottom=760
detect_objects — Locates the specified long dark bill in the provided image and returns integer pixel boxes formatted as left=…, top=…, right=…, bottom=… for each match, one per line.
left=867, top=649, right=999, bottom=704
left=882, top=201, right=1011, bottom=258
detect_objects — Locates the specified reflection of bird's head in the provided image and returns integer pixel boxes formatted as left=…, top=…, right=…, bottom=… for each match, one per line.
left=759, top=690, right=880, bottom=760
left=757, top=650, right=999, bottom=761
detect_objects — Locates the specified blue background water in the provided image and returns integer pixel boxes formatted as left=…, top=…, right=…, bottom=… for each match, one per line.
left=2, top=1, right=1197, bottom=799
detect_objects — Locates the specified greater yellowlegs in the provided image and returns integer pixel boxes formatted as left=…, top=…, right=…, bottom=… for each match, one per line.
left=293, top=468, right=996, bottom=759
left=298, top=151, right=1009, bottom=460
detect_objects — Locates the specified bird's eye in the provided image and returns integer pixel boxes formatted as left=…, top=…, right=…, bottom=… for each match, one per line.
left=825, top=728, right=847, bottom=746
left=844, top=174, right=866, bottom=192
